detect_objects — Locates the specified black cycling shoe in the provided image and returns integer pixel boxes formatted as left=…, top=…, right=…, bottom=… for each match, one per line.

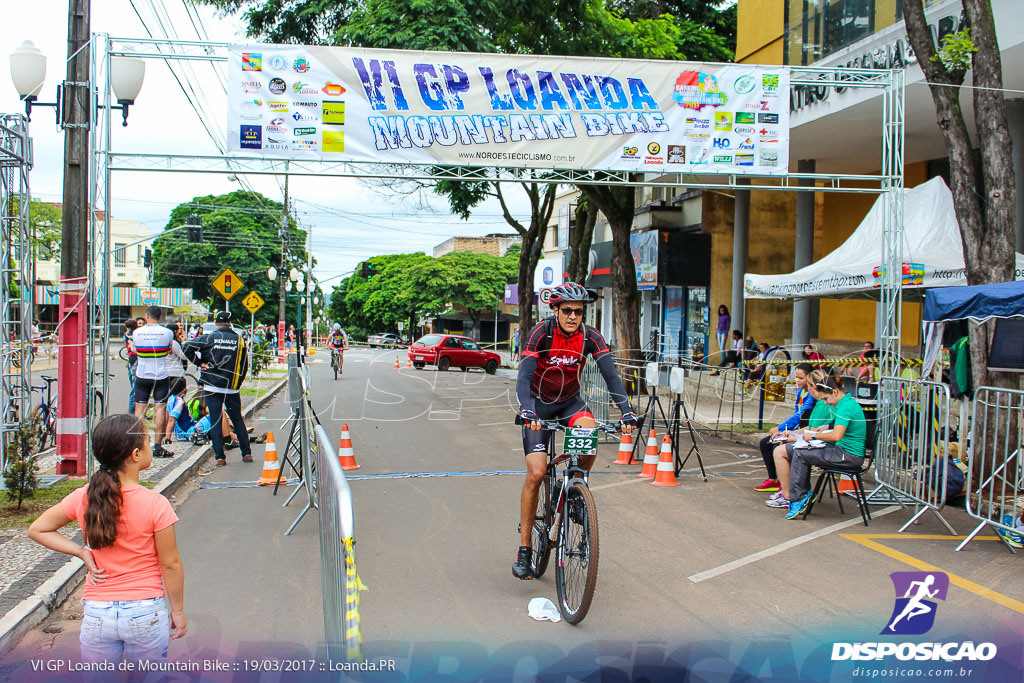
left=512, top=546, right=534, bottom=580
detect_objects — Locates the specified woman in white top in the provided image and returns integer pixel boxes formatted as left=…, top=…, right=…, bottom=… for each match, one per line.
left=165, top=323, right=189, bottom=379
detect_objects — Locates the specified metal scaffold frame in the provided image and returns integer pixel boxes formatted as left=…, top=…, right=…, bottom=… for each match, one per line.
left=0, top=113, right=33, bottom=472
left=89, top=35, right=906, bottom=464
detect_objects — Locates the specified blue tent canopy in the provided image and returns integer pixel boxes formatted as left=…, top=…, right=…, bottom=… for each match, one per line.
left=922, top=280, right=1024, bottom=323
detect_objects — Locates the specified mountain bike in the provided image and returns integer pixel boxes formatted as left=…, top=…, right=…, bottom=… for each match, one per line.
left=330, top=347, right=342, bottom=380
left=527, top=419, right=618, bottom=625
left=31, top=376, right=58, bottom=452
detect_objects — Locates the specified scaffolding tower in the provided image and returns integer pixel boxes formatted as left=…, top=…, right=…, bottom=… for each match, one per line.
left=1, top=113, right=33, bottom=472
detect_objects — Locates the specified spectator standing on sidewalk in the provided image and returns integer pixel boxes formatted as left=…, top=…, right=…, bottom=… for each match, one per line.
left=28, top=414, right=187, bottom=666
left=716, top=305, right=731, bottom=355
left=123, top=319, right=138, bottom=413
left=131, top=307, right=175, bottom=458
left=182, top=311, right=251, bottom=467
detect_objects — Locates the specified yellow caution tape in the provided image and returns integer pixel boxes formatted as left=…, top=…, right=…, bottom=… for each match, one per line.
left=343, top=537, right=363, bottom=662
left=740, top=357, right=925, bottom=368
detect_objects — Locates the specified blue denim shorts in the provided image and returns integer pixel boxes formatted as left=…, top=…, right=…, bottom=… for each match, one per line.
left=80, top=597, right=169, bottom=665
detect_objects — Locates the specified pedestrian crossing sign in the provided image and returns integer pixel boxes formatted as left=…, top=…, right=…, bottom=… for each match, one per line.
left=241, top=290, right=265, bottom=314
left=212, top=267, right=244, bottom=301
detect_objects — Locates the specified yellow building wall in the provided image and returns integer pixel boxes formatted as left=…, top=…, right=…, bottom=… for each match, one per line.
left=736, top=0, right=785, bottom=63
left=817, top=162, right=929, bottom=348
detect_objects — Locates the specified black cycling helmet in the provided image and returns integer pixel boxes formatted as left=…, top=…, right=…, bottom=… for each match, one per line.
left=549, top=282, right=595, bottom=305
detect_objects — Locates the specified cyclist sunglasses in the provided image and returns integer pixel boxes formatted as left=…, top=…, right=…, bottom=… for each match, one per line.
left=559, top=307, right=585, bottom=317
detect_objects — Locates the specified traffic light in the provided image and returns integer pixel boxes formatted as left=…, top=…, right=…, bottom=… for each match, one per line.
left=143, top=248, right=152, bottom=268
left=360, top=262, right=375, bottom=278
left=186, top=213, right=203, bottom=243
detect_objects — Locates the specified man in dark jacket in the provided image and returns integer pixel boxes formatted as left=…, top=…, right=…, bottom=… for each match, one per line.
left=182, top=311, right=251, bottom=466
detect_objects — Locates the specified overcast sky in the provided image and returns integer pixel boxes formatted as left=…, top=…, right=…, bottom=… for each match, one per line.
left=2, top=1, right=528, bottom=290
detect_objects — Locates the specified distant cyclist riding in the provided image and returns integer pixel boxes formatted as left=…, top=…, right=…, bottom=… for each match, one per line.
left=328, top=324, right=348, bottom=380
left=513, top=282, right=637, bottom=580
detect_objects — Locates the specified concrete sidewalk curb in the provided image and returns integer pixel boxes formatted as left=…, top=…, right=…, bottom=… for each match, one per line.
left=0, top=376, right=288, bottom=660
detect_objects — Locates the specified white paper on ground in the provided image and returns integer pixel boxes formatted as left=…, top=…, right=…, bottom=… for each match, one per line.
left=528, top=597, right=561, bottom=622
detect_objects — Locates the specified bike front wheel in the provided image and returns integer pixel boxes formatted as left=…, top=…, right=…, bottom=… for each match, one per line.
left=555, top=482, right=599, bottom=624
left=529, top=474, right=553, bottom=578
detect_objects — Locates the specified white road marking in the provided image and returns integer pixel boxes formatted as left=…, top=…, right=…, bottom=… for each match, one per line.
left=590, top=458, right=753, bottom=491
left=687, top=505, right=902, bottom=583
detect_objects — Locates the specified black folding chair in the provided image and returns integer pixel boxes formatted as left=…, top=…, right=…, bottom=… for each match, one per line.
left=801, top=421, right=878, bottom=526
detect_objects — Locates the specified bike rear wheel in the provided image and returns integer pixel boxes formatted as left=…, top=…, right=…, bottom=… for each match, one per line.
left=32, top=404, right=55, bottom=453
left=332, top=353, right=339, bottom=380
left=555, top=482, right=599, bottom=624
left=530, top=474, right=553, bottom=578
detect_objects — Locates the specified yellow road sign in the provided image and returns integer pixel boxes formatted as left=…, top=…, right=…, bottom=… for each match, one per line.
left=241, top=290, right=266, bottom=314
left=212, top=267, right=244, bottom=301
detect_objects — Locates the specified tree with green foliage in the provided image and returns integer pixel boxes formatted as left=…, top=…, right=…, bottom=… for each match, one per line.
left=3, top=413, right=41, bottom=509
left=341, top=253, right=433, bottom=335
left=151, top=191, right=308, bottom=325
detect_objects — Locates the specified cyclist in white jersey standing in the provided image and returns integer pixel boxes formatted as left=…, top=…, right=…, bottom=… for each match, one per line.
left=131, top=306, right=175, bottom=458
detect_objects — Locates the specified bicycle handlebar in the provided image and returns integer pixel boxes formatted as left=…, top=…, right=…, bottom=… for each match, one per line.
left=516, top=418, right=620, bottom=433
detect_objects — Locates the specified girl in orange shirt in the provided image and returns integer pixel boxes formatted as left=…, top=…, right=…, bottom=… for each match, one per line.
left=29, top=414, right=186, bottom=665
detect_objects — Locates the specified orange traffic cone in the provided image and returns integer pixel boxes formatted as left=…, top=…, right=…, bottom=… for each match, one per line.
left=613, top=431, right=634, bottom=465
left=257, top=432, right=283, bottom=486
left=837, top=478, right=861, bottom=494
left=406, top=358, right=412, bottom=368
left=394, top=356, right=400, bottom=369
left=650, top=434, right=681, bottom=487
left=338, top=423, right=360, bottom=470
left=638, top=429, right=659, bottom=479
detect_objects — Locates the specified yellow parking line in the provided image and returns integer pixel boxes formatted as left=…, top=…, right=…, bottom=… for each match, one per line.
left=841, top=533, right=1024, bottom=615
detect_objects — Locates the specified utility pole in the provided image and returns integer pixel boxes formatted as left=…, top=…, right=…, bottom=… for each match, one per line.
left=56, top=0, right=90, bottom=475
left=278, top=173, right=288, bottom=362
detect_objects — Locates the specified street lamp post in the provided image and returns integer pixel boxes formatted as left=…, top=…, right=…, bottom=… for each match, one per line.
left=10, top=28, right=146, bottom=476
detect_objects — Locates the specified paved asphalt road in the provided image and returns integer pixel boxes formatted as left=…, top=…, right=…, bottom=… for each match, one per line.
left=5, top=346, right=1023, bottom=679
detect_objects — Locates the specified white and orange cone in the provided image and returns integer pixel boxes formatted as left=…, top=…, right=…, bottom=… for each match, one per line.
left=613, top=431, right=634, bottom=465
left=338, top=423, right=359, bottom=470
left=394, top=356, right=400, bottom=369
left=406, top=357, right=412, bottom=368
left=650, top=434, right=681, bottom=487
left=257, top=432, right=283, bottom=486
left=638, top=429, right=660, bottom=479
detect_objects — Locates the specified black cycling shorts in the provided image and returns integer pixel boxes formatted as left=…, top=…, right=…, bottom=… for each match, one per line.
left=522, top=396, right=594, bottom=456
left=134, top=377, right=170, bottom=405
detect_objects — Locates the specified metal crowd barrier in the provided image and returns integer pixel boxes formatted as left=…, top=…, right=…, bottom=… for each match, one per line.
left=579, top=360, right=611, bottom=426
left=956, top=386, right=1023, bottom=553
left=873, top=376, right=956, bottom=534
left=314, top=423, right=363, bottom=663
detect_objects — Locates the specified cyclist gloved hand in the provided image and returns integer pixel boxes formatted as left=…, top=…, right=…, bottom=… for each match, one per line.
left=619, top=411, right=639, bottom=432
left=519, top=409, right=541, bottom=430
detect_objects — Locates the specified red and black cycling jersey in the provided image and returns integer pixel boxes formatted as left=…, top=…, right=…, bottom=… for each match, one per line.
left=521, top=317, right=611, bottom=405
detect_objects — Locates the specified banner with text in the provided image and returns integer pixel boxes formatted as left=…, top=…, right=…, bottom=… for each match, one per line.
left=227, top=46, right=790, bottom=174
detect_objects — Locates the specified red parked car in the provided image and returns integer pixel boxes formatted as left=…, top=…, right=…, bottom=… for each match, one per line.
left=407, top=334, right=501, bottom=374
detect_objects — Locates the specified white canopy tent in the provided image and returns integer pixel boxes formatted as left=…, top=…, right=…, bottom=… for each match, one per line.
left=743, top=176, right=1024, bottom=301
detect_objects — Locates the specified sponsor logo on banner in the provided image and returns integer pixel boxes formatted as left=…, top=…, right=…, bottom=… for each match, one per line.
left=291, top=111, right=318, bottom=121
left=265, top=136, right=289, bottom=151
left=322, top=101, right=346, bottom=126
left=666, top=145, right=686, bottom=164
left=242, top=52, right=261, bottom=71
left=685, top=117, right=710, bottom=129
left=240, top=125, right=262, bottom=149
left=830, top=571, right=998, bottom=666
left=737, top=138, right=755, bottom=150
left=240, top=80, right=261, bottom=93
left=239, top=113, right=262, bottom=122
left=293, top=127, right=317, bottom=136
left=734, top=75, right=757, bottom=94
left=647, top=142, right=661, bottom=155
left=759, top=148, right=778, bottom=166
left=734, top=126, right=754, bottom=134
left=760, top=134, right=779, bottom=144
left=735, top=112, right=755, bottom=124
left=267, top=55, right=287, bottom=72
left=322, top=129, right=345, bottom=153
left=735, top=152, right=754, bottom=166
left=621, top=146, right=639, bottom=160
left=714, top=111, right=733, bottom=131
left=267, top=122, right=287, bottom=133
left=690, top=147, right=709, bottom=164
left=239, top=99, right=264, bottom=110
left=322, top=82, right=347, bottom=96
left=762, top=73, right=780, bottom=97
left=713, top=155, right=733, bottom=163
left=712, top=138, right=730, bottom=149
left=292, top=81, right=319, bottom=95
left=267, top=101, right=289, bottom=112
left=672, top=71, right=728, bottom=110
left=292, top=139, right=318, bottom=150
left=743, top=101, right=771, bottom=111
left=294, top=101, right=319, bottom=108
left=293, top=59, right=311, bottom=73
left=268, top=78, right=286, bottom=94
left=684, top=130, right=710, bottom=140
left=758, top=113, right=780, bottom=124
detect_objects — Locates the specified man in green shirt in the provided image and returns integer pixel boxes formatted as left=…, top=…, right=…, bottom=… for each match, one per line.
left=781, top=376, right=867, bottom=519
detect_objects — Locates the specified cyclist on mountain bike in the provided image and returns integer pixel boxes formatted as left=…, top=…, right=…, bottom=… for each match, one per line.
left=512, top=282, right=638, bottom=580
left=328, top=324, right=348, bottom=373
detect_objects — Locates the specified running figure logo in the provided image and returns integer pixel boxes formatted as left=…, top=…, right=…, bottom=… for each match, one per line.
left=882, top=571, right=950, bottom=635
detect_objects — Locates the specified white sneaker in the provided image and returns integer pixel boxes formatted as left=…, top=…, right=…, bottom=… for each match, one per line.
left=766, top=494, right=790, bottom=508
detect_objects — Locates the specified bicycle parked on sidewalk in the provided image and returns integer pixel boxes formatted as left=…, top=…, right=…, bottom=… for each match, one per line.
left=32, top=372, right=114, bottom=452
left=525, top=419, right=618, bottom=625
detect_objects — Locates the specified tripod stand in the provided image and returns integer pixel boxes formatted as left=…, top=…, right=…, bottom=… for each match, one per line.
left=668, top=389, right=706, bottom=480
left=631, top=383, right=672, bottom=464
